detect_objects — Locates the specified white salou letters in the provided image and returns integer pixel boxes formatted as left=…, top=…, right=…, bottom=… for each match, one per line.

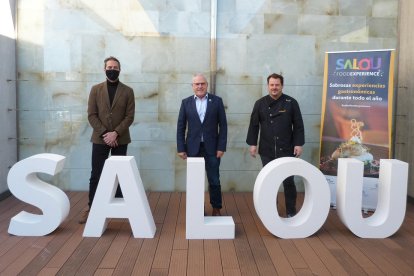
left=336, top=158, right=408, bottom=238
left=83, top=156, right=156, bottom=238
left=186, top=158, right=235, bottom=239
left=254, top=157, right=330, bottom=239
left=7, top=153, right=409, bottom=239
left=7, top=154, right=70, bottom=236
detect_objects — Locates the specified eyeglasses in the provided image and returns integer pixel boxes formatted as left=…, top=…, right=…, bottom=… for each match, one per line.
left=192, top=82, right=206, bottom=86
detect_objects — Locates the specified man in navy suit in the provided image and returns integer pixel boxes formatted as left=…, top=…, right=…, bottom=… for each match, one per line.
left=177, top=74, right=227, bottom=216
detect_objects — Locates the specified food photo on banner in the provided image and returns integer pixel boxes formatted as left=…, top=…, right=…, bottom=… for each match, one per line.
left=319, top=49, right=395, bottom=211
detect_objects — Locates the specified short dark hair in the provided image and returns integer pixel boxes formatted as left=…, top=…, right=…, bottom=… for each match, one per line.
left=267, top=73, right=284, bottom=86
left=104, top=56, right=121, bottom=70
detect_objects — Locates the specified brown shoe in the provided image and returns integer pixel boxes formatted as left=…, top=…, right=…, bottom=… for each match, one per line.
left=78, top=210, right=89, bottom=224
left=212, top=208, right=221, bottom=216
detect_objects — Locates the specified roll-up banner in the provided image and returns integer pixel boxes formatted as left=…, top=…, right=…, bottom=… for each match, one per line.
left=319, top=50, right=395, bottom=211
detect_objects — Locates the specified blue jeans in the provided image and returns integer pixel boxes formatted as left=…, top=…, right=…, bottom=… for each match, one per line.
left=197, top=143, right=222, bottom=209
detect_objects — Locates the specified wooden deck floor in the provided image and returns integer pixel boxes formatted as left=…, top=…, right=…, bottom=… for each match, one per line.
left=1, top=191, right=414, bottom=275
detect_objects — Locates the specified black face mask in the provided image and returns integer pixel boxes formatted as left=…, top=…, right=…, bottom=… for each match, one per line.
left=105, top=70, right=120, bottom=81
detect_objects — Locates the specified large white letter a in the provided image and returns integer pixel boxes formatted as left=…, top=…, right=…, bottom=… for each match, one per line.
left=83, top=156, right=156, bottom=238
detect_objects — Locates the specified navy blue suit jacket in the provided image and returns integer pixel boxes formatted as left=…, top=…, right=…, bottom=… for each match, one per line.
left=177, top=93, right=227, bottom=157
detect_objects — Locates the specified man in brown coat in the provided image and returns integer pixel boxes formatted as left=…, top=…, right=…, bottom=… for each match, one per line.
left=79, top=56, right=135, bottom=224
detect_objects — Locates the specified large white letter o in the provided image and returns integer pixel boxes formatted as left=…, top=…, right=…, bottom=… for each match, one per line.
left=254, top=157, right=330, bottom=239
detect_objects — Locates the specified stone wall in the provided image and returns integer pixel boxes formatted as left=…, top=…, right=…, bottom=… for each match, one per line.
left=16, top=0, right=399, bottom=192
left=396, top=0, right=414, bottom=197
left=0, top=0, right=17, bottom=198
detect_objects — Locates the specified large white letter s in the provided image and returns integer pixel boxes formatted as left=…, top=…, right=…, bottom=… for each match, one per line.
left=7, top=154, right=70, bottom=236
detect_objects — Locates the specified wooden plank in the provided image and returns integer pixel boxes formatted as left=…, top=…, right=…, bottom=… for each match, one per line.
left=293, top=239, right=331, bottom=275
left=176, top=192, right=186, bottom=225
left=222, top=192, right=241, bottom=224
left=56, top=237, right=99, bottom=275
left=111, top=237, right=143, bottom=276
left=379, top=236, right=403, bottom=250
left=150, top=268, right=168, bottom=275
left=317, top=219, right=367, bottom=276
left=317, top=216, right=343, bottom=250
left=352, top=237, right=409, bottom=275
left=148, top=192, right=162, bottom=212
left=98, top=222, right=131, bottom=269
left=37, top=267, right=60, bottom=276
left=329, top=249, right=367, bottom=275
left=1, top=192, right=414, bottom=275
left=75, top=220, right=122, bottom=275
left=30, top=192, right=98, bottom=275
left=153, top=193, right=171, bottom=224
left=385, top=229, right=414, bottom=270
left=235, top=193, right=277, bottom=275
left=42, top=225, right=85, bottom=269
left=232, top=223, right=259, bottom=275
left=278, top=239, right=308, bottom=269
left=94, top=268, right=114, bottom=276
left=219, top=240, right=239, bottom=270
left=319, top=218, right=367, bottom=275
left=168, top=249, right=187, bottom=276
left=204, top=240, right=223, bottom=276
left=18, top=192, right=87, bottom=275
left=152, top=192, right=180, bottom=269
left=306, top=235, right=349, bottom=275
left=324, top=212, right=384, bottom=275
left=130, top=226, right=161, bottom=275
left=329, top=211, right=405, bottom=275
left=187, top=240, right=204, bottom=276
left=173, top=193, right=187, bottom=250
left=0, top=236, right=41, bottom=272
left=172, top=221, right=186, bottom=251
left=1, top=235, right=54, bottom=275
left=223, top=268, right=242, bottom=276
left=110, top=191, right=162, bottom=274
left=0, top=199, right=36, bottom=251
left=262, top=236, right=296, bottom=276
left=0, top=235, right=24, bottom=257
left=0, top=195, right=23, bottom=230
left=393, top=227, right=414, bottom=251
left=293, top=267, right=314, bottom=275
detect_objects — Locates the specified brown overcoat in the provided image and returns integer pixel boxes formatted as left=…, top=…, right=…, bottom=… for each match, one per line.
left=87, top=81, right=135, bottom=145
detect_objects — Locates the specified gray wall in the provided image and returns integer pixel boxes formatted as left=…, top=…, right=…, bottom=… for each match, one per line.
left=0, top=0, right=414, bottom=197
left=396, top=0, right=414, bottom=198
left=0, top=0, right=17, bottom=198
left=12, top=0, right=410, bottom=194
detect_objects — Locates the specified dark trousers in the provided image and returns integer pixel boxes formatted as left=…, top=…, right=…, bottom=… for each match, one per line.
left=260, top=155, right=297, bottom=215
left=88, top=143, right=128, bottom=208
left=196, top=143, right=222, bottom=209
